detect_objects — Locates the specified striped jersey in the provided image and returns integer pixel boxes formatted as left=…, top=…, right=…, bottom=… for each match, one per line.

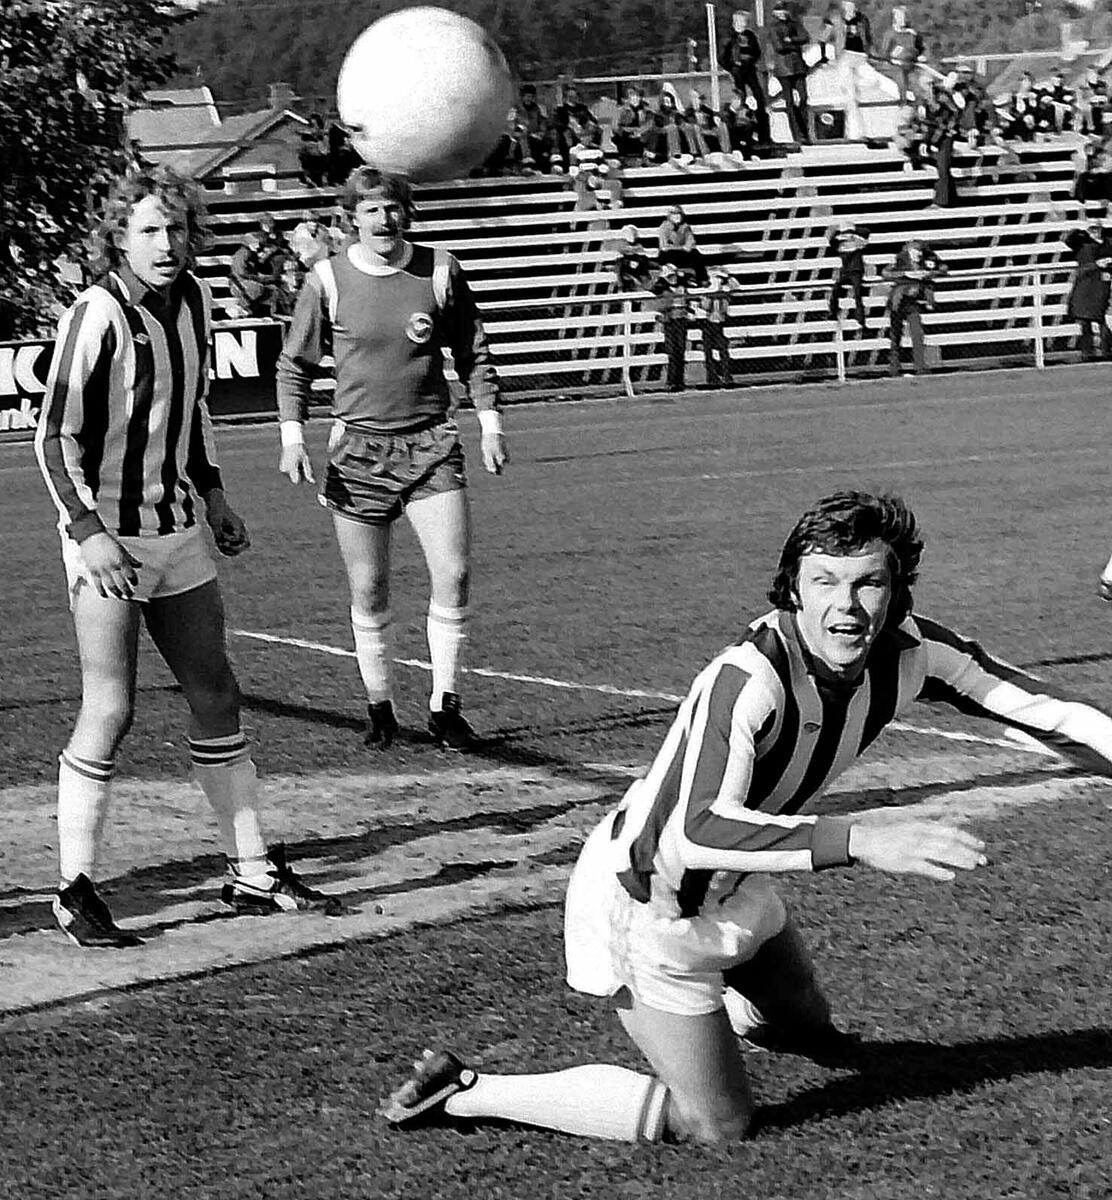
left=609, top=608, right=1112, bottom=919
left=275, top=242, right=500, bottom=434
left=35, top=266, right=222, bottom=543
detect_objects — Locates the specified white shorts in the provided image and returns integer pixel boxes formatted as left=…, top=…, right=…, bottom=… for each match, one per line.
left=564, top=810, right=787, bottom=1016
left=61, top=526, right=217, bottom=606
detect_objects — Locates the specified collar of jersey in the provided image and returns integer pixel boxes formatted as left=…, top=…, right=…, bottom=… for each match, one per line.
left=784, top=610, right=918, bottom=690
left=347, top=241, right=414, bottom=276
left=112, top=263, right=183, bottom=311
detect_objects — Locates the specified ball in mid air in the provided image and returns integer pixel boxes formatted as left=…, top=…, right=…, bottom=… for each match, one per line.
left=336, top=6, right=514, bottom=183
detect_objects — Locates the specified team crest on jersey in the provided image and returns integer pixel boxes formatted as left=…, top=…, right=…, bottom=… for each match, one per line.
left=405, top=312, right=433, bottom=344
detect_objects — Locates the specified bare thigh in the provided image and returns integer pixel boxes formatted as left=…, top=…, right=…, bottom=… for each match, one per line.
left=143, top=579, right=240, bottom=739
left=617, top=991, right=754, bottom=1143
left=331, top=511, right=393, bottom=613
left=68, top=586, right=143, bottom=760
left=406, top=488, right=472, bottom=608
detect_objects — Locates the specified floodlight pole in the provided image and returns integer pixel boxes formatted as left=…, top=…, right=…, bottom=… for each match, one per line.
left=706, top=3, right=721, bottom=112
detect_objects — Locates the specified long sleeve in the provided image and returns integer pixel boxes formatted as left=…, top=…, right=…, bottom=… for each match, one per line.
left=185, top=276, right=223, bottom=497
left=441, top=255, right=500, bottom=412
left=675, top=664, right=852, bottom=875
left=916, top=616, right=1112, bottom=773
left=34, top=294, right=116, bottom=544
left=275, top=271, right=330, bottom=423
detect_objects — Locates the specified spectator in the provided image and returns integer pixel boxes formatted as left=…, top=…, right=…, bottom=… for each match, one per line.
left=719, top=9, right=770, bottom=146
left=658, top=204, right=709, bottom=286
left=1078, top=68, right=1111, bottom=137
left=926, top=83, right=962, bottom=207
left=697, top=266, right=737, bottom=386
left=650, top=263, right=691, bottom=391
left=299, top=112, right=330, bottom=187
left=481, top=107, right=528, bottom=176
left=950, top=63, right=992, bottom=147
left=288, top=220, right=332, bottom=270
left=1074, top=134, right=1112, bottom=215
left=516, top=83, right=550, bottom=172
left=257, top=214, right=290, bottom=277
left=327, top=119, right=361, bottom=186
left=1042, top=69, right=1075, bottom=134
left=721, top=97, right=762, bottom=160
left=883, top=5, right=925, bottom=103
left=568, top=124, right=612, bottom=210
left=1064, top=222, right=1112, bottom=361
left=826, top=222, right=871, bottom=330
left=549, top=85, right=597, bottom=173
left=614, top=225, right=657, bottom=291
left=228, top=230, right=275, bottom=319
left=614, top=86, right=660, bottom=166
left=882, top=238, right=946, bottom=376
left=656, top=88, right=699, bottom=164
left=821, top=1, right=873, bottom=141
left=767, top=2, right=812, bottom=145
left=686, top=89, right=734, bottom=159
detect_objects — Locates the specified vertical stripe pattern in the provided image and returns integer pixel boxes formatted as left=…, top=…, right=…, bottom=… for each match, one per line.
left=35, top=270, right=223, bottom=541
left=607, top=608, right=1112, bottom=918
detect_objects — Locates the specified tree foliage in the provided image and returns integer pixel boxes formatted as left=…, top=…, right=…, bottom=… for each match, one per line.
left=0, top=0, right=179, bottom=336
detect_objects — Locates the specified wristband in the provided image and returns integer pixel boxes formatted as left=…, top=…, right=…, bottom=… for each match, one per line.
left=280, top=420, right=306, bottom=448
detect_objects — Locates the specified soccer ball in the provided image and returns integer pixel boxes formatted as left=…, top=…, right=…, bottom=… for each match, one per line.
left=336, top=6, right=514, bottom=184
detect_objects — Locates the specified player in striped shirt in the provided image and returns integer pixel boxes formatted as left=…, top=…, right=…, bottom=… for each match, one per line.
left=381, top=491, right=1112, bottom=1144
left=275, top=166, right=508, bottom=751
left=35, top=167, right=338, bottom=948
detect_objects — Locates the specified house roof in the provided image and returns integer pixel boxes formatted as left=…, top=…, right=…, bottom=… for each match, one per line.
left=127, top=86, right=308, bottom=179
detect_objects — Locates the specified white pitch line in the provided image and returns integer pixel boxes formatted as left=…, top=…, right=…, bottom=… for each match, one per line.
left=229, top=627, right=1052, bottom=757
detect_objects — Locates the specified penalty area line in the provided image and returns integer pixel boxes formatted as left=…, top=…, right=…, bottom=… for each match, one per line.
left=228, top=627, right=1054, bottom=757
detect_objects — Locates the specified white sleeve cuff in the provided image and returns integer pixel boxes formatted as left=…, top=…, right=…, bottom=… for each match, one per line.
left=477, top=410, right=503, bottom=436
left=280, top=420, right=305, bottom=448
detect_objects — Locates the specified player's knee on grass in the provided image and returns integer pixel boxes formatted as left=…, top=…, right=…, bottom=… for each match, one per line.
left=667, top=1090, right=752, bottom=1144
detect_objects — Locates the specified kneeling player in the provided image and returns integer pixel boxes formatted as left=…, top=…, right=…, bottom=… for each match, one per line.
left=275, top=167, right=508, bottom=751
left=35, top=167, right=339, bottom=948
left=380, top=490, right=1112, bottom=1143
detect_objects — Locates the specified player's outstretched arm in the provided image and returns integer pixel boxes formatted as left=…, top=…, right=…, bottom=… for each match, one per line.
left=848, top=821, right=987, bottom=882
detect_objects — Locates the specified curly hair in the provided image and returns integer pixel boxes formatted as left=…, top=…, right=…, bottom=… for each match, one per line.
left=341, top=165, right=415, bottom=225
left=87, top=166, right=208, bottom=279
left=768, top=491, right=924, bottom=625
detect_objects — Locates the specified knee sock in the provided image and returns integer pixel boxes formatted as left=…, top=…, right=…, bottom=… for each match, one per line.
left=189, top=732, right=269, bottom=876
left=351, top=607, right=394, bottom=704
left=444, top=1064, right=669, bottom=1143
left=57, top=750, right=114, bottom=885
left=426, top=602, right=467, bottom=708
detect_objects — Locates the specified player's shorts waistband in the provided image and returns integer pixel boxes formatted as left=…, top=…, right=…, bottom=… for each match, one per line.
left=333, top=413, right=451, bottom=437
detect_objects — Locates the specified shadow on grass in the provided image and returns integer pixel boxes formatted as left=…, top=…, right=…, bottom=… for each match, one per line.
left=752, top=1027, right=1112, bottom=1134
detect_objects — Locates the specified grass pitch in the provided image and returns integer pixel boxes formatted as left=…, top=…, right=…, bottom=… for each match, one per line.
left=1, top=366, right=1111, bottom=1199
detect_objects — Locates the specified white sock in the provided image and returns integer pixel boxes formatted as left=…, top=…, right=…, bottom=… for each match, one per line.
left=57, top=750, right=114, bottom=884
left=444, top=1064, right=669, bottom=1142
left=427, top=601, right=467, bottom=709
left=351, top=606, right=394, bottom=703
left=189, top=733, right=269, bottom=874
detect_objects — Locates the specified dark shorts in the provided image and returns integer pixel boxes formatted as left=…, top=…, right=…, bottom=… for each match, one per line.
left=320, top=419, right=467, bottom=526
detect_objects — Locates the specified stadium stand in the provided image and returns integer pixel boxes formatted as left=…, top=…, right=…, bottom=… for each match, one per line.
left=193, top=138, right=1092, bottom=396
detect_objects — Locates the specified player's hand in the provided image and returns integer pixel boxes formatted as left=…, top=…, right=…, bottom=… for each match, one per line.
left=481, top=430, right=509, bottom=476
left=80, top=532, right=142, bottom=601
left=1100, top=574, right=1112, bottom=603
left=848, top=820, right=987, bottom=882
left=279, top=443, right=315, bottom=484
left=204, top=490, right=251, bottom=557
